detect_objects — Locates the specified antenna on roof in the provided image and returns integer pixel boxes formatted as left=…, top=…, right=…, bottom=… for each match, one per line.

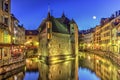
left=48, top=3, right=50, bottom=12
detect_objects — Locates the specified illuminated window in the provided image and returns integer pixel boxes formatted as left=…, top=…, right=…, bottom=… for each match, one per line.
left=48, top=33, right=50, bottom=39
left=48, top=33, right=52, bottom=39
left=47, top=22, right=50, bottom=28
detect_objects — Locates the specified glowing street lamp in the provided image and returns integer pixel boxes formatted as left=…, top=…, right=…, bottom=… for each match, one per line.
left=13, top=37, right=15, bottom=40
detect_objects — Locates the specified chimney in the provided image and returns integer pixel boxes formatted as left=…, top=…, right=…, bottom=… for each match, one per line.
left=111, top=14, right=114, bottom=19
left=119, top=10, right=120, bottom=15
left=116, top=11, right=118, bottom=17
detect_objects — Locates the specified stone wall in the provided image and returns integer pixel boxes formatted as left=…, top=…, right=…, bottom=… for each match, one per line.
left=48, top=32, right=72, bottom=56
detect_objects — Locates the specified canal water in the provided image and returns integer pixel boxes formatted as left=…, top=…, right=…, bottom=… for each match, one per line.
left=1, top=52, right=120, bottom=80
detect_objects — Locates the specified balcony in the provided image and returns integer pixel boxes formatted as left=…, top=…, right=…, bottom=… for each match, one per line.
left=0, top=22, right=8, bottom=29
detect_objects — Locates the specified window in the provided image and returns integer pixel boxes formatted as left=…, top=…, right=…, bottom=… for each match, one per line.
left=14, top=21, right=18, bottom=27
left=4, top=17, right=8, bottom=25
left=29, top=37, right=32, bottom=39
left=2, top=0, right=9, bottom=12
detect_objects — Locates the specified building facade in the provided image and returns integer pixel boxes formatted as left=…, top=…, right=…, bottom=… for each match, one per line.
left=25, top=30, right=39, bottom=57
left=93, top=25, right=101, bottom=50
left=0, top=0, right=25, bottom=75
left=79, top=28, right=94, bottom=50
left=79, top=10, right=120, bottom=55
left=11, top=14, right=25, bottom=58
left=0, top=0, right=11, bottom=60
left=38, top=12, right=78, bottom=63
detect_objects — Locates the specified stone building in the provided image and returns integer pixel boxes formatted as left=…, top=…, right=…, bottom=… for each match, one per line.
left=93, top=25, right=101, bottom=50
left=25, top=30, right=39, bottom=57
left=0, top=0, right=11, bottom=60
left=38, top=12, right=78, bottom=63
left=0, top=0, right=25, bottom=72
left=79, top=28, right=94, bottom=50
left=25, top=30, right=39, bottom=48
left=11, top=14, right=25, bottom=45
left=11, top=14, right=25, bottom=58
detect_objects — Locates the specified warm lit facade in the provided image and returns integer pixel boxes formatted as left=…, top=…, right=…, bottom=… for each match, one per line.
left=117, top=24, right=120, bottom=54
left=101, top=19, right=112, bottom=51
left=79, top=28, right=94, bottom=50
left=25, top=30, right=39, bottom=48
left=112, top=16, right=120, bottom=54
left=0, top=0, right=25, bottom=72
left=11, top=14, right=25, bottom=45
left=93, top=25, right=101, bottom=50
left=11, top=14, right=25, bottom=58
left=100, top=14, right=120, bottom=53
left=38, top=12, right=78, bottom=63
left=79, top=10, right=120, bottom=55
left=0, top=0, right=11, bottom=60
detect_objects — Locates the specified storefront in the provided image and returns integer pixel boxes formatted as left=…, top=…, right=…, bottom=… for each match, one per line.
left=0, top=44, right=11, bottom=60
left=11, top=45, right=25, bottom=59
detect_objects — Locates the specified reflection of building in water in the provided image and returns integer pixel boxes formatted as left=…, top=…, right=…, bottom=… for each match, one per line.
left=26, top=58, right=38, bottom=71
left=94, top=55, right=118, bottom=80
left=79, top=53, right=119, bottom=80
left=38, top=12, right=78, bottom=63
left=0, top=66, right=24, bottom=80
left=38, top=59, right=78, bottom=80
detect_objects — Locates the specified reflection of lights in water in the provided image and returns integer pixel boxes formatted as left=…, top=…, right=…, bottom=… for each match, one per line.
left=14, top=75, right=17, bottom=80
left=88, top=56, right=91, bottom=60
left=26, top=59, right=32, bottom=64
left=96, top=60, right=99, bottom=63
left=26, top=59, right=30, bottom=63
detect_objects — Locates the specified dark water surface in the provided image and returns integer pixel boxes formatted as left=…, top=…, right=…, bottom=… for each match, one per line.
left=1, top=52, right=120, bottom=80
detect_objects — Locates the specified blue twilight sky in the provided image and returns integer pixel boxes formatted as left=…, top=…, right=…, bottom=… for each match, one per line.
left=11, top=0, right=120, bottom=30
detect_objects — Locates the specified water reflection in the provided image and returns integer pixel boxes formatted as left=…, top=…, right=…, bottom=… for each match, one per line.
left=0, top=66, right=24, bottom=80
left=78, top=68, right=100, bottom=80
left=38, top=58, right=78, bottom=80
left=1, top=52, right=120, bottom=80
left=79, top=52, right=120, bottom=80
left=24, top=59, right=39, bottom=80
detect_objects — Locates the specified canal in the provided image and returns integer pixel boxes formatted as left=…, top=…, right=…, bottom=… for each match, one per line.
left=1, top=52, right=120, bottom=80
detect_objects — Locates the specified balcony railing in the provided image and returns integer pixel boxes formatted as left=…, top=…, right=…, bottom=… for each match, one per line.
left=0, top=22, right=8, bottom=29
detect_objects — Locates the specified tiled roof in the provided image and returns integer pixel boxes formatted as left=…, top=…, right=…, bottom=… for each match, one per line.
left=38, top=12, right=77, bottom=34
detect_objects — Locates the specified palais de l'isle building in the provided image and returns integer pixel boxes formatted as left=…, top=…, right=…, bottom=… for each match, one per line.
left=38, top=12, right=78, bottom=63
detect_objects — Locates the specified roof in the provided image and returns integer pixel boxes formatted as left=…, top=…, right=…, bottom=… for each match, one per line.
left=38, top=12, right=77, bottom=34
left=52, top=17, right=69, bottom=34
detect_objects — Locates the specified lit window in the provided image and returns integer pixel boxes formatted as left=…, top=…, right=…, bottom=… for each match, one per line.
left=47, top=22, right=50, bottom=28
left=48, top=33, right=50, bottom=39
left=48, top=33, right=52, bottom=39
